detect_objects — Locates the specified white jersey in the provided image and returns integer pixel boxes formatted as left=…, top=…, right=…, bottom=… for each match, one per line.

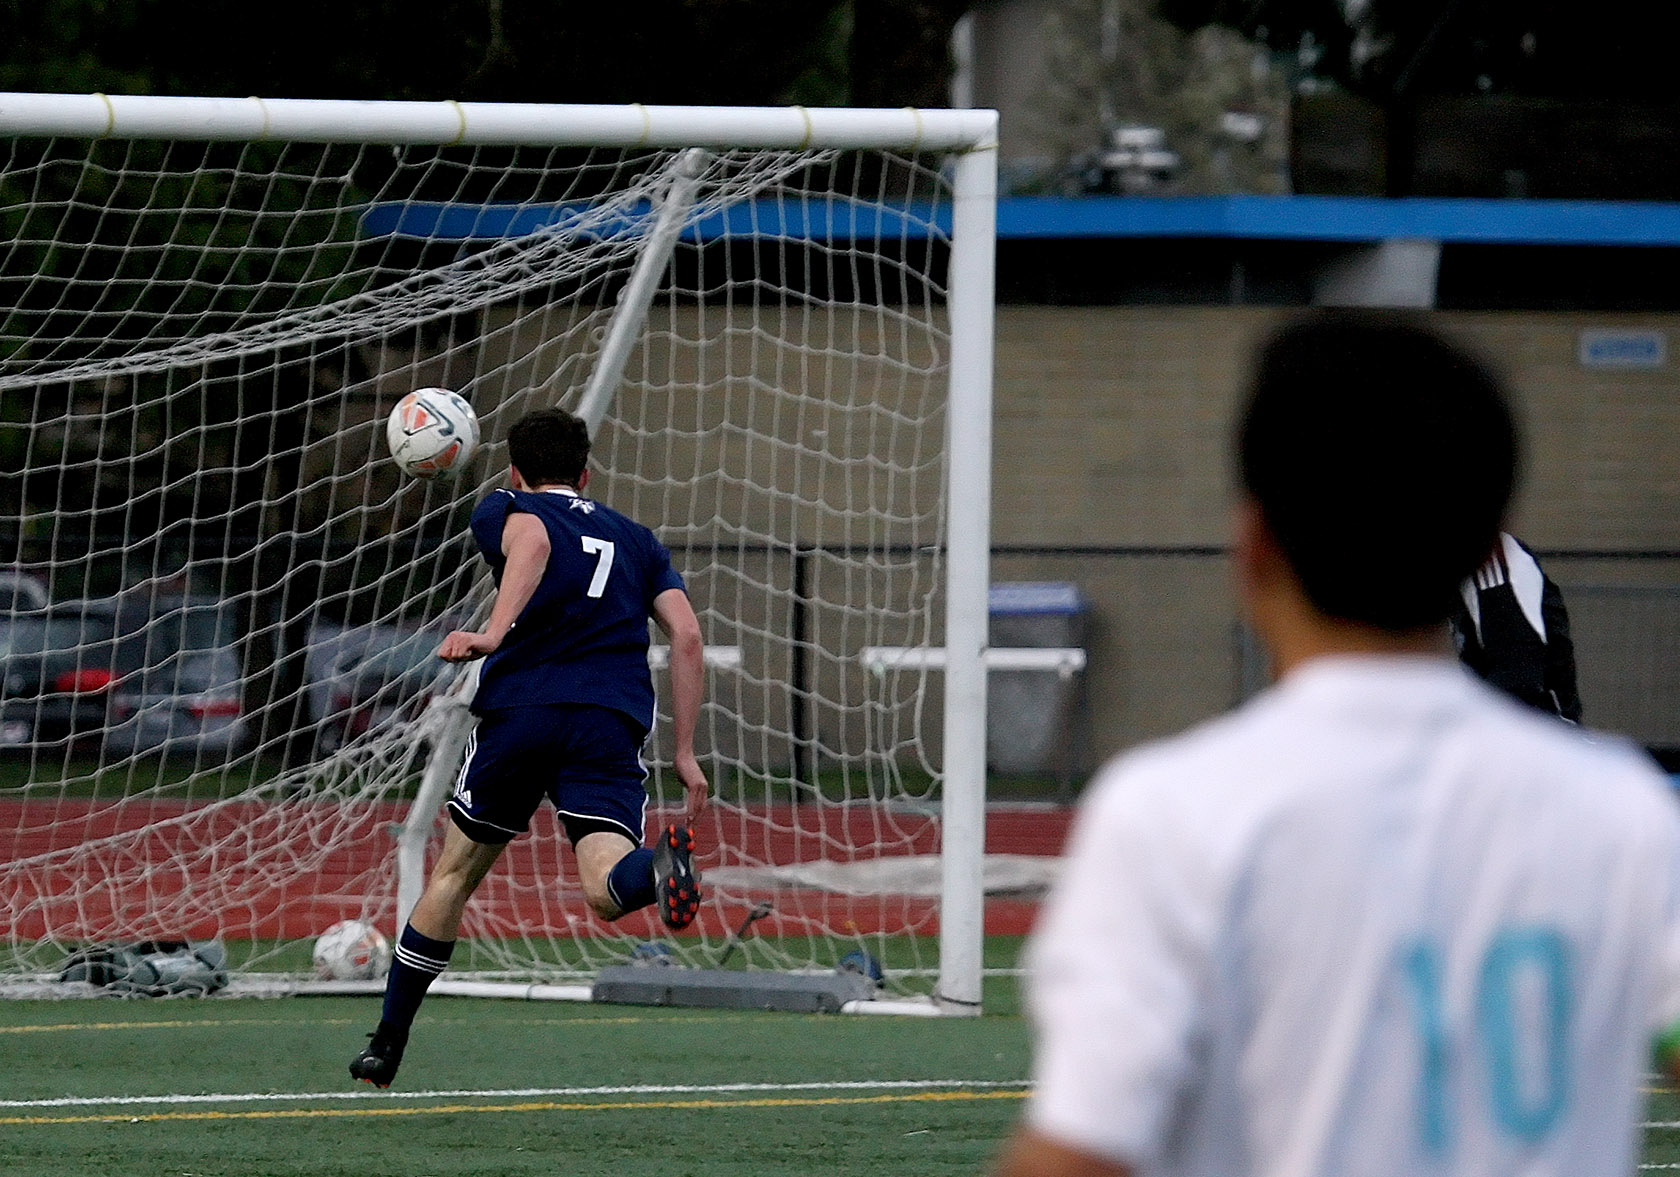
left=1025, top=655, right=1680, bottom=1177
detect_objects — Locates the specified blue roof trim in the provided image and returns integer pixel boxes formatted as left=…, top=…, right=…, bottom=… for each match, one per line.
left=360, top=194, right=1680, bottom=248
left=996, top=195, right=1680, bottom=245
left=358, top=198, right=949, bottom=243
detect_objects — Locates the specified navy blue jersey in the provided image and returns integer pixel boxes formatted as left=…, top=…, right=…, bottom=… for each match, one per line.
left=468, top=487, right=685, bottom=728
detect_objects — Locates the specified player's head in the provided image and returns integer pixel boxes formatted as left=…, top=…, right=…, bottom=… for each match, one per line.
left=1237, top=314, right=1519, bottom=630
left=507, top=407, right=590, bottom=489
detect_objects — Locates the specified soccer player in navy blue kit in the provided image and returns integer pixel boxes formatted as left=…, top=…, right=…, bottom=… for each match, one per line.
left=350, top=407, right=708, bottom=1087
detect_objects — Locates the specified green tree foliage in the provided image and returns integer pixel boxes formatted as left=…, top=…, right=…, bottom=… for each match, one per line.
left=850, top=0, right=972, bottom=108
left=0, top=0, right=966, bottom=108
left=1157, top=0, right=1680, bottom=103
left=1025, top=0, right=1290, bottom=194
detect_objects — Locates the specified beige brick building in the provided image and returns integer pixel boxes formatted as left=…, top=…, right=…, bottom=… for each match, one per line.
left=989, top=306, right=1680, bottom=766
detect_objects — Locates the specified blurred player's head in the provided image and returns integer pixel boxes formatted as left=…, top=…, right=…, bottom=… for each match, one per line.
left=508, top=407, right=591, bottom=489
left=1238, top=314, right=1518, bottom=631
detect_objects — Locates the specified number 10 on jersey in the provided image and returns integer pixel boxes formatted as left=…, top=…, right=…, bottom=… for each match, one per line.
left=1402, top=926, right=1573, bottom=1154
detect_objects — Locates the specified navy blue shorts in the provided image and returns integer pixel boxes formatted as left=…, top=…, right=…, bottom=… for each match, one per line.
left=448, top=703, right=649, bottom=846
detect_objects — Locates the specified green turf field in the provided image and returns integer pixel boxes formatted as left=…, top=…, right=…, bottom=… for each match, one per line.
left=2, top=979, right=1678, bottom=1176
left=0, top=981, right=1033, bottom=1177
left=1648, top=1087, right=1680, bottom=1172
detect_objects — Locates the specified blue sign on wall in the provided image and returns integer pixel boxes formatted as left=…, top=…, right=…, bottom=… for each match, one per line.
left=1578, top=329, right=1667, bottom=369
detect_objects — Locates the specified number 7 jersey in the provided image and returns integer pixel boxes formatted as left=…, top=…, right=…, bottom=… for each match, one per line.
left=467, top=486, right=686, bottom=730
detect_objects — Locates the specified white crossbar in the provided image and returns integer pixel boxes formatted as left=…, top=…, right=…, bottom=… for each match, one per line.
left=0, top=94, right=997, bottom=151
left=861, top=645, right=1086, bottom=679
left=647, top=644, right=743, bottom=670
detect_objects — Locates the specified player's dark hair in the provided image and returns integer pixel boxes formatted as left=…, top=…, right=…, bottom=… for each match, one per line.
left=1238, top=314, right=1519, bottom=630
left=507, top=407, right=590, bottom=488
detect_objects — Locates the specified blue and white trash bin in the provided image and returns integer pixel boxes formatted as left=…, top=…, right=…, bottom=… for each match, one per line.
left=986, top=582, right=1089, bottom=781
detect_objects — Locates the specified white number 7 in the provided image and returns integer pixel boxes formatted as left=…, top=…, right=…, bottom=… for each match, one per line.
left=581, top=536, right=616, bottom=598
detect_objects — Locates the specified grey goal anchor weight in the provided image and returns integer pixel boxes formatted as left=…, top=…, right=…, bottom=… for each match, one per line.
left=594, top=899, right=884, bottom=1012
left=592, top=964, right=878, bottom=1013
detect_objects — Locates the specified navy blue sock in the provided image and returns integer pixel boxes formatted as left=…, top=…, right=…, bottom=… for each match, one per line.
left=380, top=924, right=455, bottom=1031
left=605, top=847, right=657, bottom=915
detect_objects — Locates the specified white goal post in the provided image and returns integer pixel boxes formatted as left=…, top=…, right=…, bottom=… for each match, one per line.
left=0, top=94, right=997, bottom=1013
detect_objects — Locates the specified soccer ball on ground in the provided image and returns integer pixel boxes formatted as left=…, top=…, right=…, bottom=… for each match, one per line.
left=387, top=388, right=480, bottom=479
left=312, top=919, right=392, bottom=981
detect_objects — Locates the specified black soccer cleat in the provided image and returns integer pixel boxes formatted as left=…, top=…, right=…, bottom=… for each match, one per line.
left=348, top=1023, right=408, bottom=1089
left=652, top=824, right=702, bottom=931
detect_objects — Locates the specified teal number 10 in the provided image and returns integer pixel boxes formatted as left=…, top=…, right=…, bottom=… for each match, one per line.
left=1402, top=926, right=1573, bottom=1153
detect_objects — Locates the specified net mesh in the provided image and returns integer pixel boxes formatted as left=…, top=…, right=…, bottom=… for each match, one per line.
left=0, top=131, right=961, bottom=991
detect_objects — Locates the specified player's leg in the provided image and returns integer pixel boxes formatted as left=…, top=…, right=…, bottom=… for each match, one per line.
left=350, top=708, right=544, bottom=1088
left=388, top=823, right=505, bottom=1026
left=350, top=825, right=505, bottom=1088
left=553, top=704, right=701, bottom=930
left=572, top=824, right=700, bottom=930
left=576, top=828, right=646, bottom=918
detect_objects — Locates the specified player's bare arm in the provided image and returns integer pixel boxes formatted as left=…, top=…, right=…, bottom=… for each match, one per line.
left=993, top=1129, right=1133, bottom=1177
left=439, top=512, right=551, bottom=662
left=651, top=585, right=709, bottom=821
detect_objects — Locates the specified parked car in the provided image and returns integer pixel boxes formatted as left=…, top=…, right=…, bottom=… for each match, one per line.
left=0, top=570, right=49, bottom=613
left=103, top=595, right=248, bottom=757
left=299, top=621, right=382, bottom=731
left=0, top=605, right=118, bottom=749
left=307, top=622, right=452, bottom=756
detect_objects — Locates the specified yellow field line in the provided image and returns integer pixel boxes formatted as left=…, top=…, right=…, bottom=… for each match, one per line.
left=1, top=1087, right=1027, bottom=1126
left=0, top=1018, right=349, bottom=1035
left=0, top=1012, right=740, bottom=1035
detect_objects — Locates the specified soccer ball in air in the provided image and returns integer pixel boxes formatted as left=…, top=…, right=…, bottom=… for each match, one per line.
left=311, top=919, right=392, bottom=981
left=387, top=388, right=480, bottom=479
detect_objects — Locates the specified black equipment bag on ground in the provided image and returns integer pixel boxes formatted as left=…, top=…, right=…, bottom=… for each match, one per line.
left=58, top=939, right=229, bottom=996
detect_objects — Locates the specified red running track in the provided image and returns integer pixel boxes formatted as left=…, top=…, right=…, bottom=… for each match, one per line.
left=0, top=798, right=1072, bottom=942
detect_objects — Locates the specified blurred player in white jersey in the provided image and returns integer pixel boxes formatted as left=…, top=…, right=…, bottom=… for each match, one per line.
left=995, top=315, right=1680, bottom=1177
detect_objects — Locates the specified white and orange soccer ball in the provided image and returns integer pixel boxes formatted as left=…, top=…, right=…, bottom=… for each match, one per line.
left=386, top=388, right=480, bottom=479
left=311, top=919, right=392, bottom=981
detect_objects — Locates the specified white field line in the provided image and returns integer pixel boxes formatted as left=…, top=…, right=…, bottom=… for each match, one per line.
left=0, top=1077, right=1030, bottom=1112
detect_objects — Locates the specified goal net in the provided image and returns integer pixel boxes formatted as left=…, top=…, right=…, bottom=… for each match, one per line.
left=0, top=96, right=997, bottom=1009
